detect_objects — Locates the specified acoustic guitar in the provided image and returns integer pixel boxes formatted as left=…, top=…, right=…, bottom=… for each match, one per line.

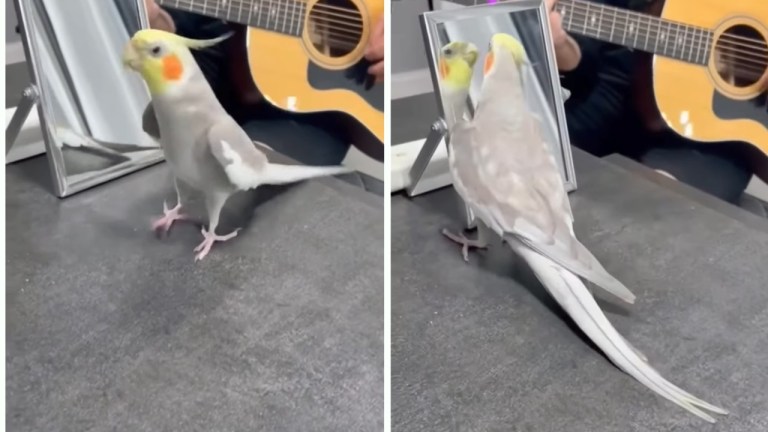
left=552, top=0, right=768, bottom=180
left=156, top=0, right=384, bottom=162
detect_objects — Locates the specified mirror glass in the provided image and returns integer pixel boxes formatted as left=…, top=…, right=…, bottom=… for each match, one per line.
left=15, top=0, right=163, bottom=197
left=421, top=0, right=577, bottom=191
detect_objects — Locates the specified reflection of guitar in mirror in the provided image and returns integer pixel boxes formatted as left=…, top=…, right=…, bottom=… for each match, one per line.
left=551, top=0, right=768, bottom=182
left=156, top=0, right=384, bottom=162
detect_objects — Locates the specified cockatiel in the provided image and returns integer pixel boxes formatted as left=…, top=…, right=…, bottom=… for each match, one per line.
left=437, top=41, right=479, bottom=125
left=122, top=29, right=352, bottom=261
left=439, top=34, right=728, bottom=422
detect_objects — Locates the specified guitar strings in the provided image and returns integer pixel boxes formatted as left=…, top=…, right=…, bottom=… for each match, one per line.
left=167, top=0, right=365, bottom=47
left=562, top=7, right=768, bottom=63
left=168, top=0, right=365, bottom=35
left=561, top=5, right=768, bottom=78
left=471, top=0, right=767, bottom=80
left=561, top=0, right=768, bottom=55
left=162, top=0, right=363, bottom=22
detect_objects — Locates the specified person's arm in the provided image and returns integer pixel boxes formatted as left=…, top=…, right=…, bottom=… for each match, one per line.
left=546, top=0, right=581, bottom=71
left=561, top=37, right=634, bottom=154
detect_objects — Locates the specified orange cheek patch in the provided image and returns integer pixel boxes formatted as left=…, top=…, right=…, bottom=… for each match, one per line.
left=162, top=54, right=183, bottom=80
left=438, top=58, right=450, bottom=79
left=483, top=52, right=494, bottom=75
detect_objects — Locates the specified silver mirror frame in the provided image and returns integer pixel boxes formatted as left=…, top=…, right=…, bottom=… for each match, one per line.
left=409, top=0, right=577, bottom=212
left=10, top=0, right=163, bottom=198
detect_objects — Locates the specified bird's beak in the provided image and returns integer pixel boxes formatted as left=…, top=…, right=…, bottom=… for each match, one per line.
left=463, top=42, right=479, bottom=66
left=122, top=42, right=141, bottom=71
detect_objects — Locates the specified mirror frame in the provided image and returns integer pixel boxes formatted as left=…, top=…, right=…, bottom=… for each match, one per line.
left=13, top=0, right=164, bottom=198
left=420, top=0, right=578, bottom=193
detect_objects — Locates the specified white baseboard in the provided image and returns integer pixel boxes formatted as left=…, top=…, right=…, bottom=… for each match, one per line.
left=391, top=68, right=434, bottom=100
left=6, top=41, right=26, bottom=65
left=5, top=105, right=46, bottom=164
left=342, top=145, right=384, bottom=181
left=746, top=176, right=768, bottom=203
left=390, top=138, right=452, bottom=194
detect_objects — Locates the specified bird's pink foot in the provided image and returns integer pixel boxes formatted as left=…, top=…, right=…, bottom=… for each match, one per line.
left=152, top=201, right=189, bottom=236
left=441, top=228, right=488, bottom=262
left=193, top=227, right=241, bottom=261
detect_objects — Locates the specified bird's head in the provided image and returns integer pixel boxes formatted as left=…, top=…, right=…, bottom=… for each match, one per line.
left=484, top=33, right=527, bottom=76
left=122, top=29, right=230, bottom=95
left=437, top=41, right=479, bottom=92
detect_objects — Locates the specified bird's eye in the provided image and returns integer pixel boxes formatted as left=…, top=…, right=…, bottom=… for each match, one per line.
left=150, top=46, right=162, bottom=56
left=444, top=48, right=453, bottom=56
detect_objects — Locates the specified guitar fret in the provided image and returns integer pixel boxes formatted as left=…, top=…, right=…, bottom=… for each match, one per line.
left=608, top=7, right=616, bottom=42
left=270, top=0, right=278, bottom=31
left=597, top=5, right=604, bottom=41
left=290, top=0, right=298, bottom=35
left=642, top=15, right=650, bottom=50
left=256, top=0, right=263, bottom=28
left=695, top=28, right=702, bottom=63
left=583, top=2, right=590, bottom=36
left=683, top=24, right=691, bottom=62
left=704, top=29, right=711, bottom=65
left=632, top=15, right=639, bottom=49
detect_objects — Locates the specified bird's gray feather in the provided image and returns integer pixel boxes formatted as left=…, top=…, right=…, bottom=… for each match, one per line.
left=449, top=52, right=634, bottom=302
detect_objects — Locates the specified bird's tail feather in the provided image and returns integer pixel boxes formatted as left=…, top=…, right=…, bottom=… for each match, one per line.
left=260, top=163, right=354, bottom=186
left=516, top=245, right=728, bottom=423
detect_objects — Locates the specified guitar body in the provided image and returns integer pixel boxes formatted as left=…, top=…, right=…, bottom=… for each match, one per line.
left=636, top=0, right=768, bottom=173
left=241, top=0, right=384, bottom=161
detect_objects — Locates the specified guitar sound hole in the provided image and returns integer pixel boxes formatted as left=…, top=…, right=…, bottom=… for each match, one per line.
left=714, top=24, right=768, bottom=88
left=307, top=0, right=362, bottom=58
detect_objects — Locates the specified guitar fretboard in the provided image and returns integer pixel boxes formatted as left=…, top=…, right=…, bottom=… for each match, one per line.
left=157, top=0, right=307, bottom=37
left=555, top=0, right=712, bottom=65
left=467, top=0, right=713, bottom=65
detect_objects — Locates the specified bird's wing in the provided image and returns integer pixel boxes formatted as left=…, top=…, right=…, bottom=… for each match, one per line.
left=451, top=107, right=635, bottom=303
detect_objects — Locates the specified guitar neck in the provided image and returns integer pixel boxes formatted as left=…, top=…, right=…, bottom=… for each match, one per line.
left=157, top=0, right=307, bottom=37
left=556, top=0, right=712, bottom=65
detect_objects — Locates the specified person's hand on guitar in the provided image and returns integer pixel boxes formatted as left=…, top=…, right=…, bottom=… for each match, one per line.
left=145, top=0, right=175, bottom=32
left=364, top=18, right=384, bottom=84
left=546, top=0, right=581, bottom=72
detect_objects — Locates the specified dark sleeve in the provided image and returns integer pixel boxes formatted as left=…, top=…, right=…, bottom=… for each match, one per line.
left=558, top=0, right=639, bottom=154
left=559, top=34, right=634, bottom=154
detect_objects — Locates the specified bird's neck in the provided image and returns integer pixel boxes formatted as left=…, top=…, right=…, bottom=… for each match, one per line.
left=442, top=86, right=471, bottom=126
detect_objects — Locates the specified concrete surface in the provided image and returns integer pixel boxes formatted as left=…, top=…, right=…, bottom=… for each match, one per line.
left=391, top=149, right=768, bottom=432
left=6, top=156, right=384, bottom=432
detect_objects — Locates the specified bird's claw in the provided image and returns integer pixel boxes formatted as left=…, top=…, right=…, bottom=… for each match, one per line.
left=441, top=228, right=488, bottom=262
left=152, top=200, right=188, bottom=236
left=193, top=226, right=241, bottom=261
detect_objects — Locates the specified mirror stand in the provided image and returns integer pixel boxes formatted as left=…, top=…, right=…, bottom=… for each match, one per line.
left=406, top=117, right=477, bottom=229
left=5, top=85, right=39, bottom=156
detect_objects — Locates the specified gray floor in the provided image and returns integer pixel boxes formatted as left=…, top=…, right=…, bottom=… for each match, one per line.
left=392, top=149, right=768, bottom=431
left=6, top=157, right=384, bottom=432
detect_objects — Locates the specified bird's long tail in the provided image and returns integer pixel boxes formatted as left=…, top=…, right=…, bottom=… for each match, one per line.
left=260, top=163, right=354, bottom=186
left=514, top=244, right=728, bottom=423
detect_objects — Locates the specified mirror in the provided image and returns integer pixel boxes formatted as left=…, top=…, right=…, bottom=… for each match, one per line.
left=13, top=0, right=163, bottom=197
left=421, top=0, right=577, bottom=192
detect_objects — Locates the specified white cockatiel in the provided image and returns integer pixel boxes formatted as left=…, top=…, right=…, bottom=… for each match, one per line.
left=122, top=29, right=353, bottom=261
left=439, top=34, right=728, bottom=422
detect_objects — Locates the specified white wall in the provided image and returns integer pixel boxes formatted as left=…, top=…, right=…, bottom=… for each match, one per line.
left=391, top=0, right=434, bottom=99
left=7, top=0, right=26, bottom=64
